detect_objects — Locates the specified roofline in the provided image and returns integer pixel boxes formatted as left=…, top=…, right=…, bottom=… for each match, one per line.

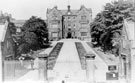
left=124, top=20, right=131, bottom=41
left=1, top=20, right=8, bottom=42
left=47, top=5, right=92, bottom=15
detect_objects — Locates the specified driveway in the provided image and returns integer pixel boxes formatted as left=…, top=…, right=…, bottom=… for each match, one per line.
left=48, top=39, right=86, bottom=82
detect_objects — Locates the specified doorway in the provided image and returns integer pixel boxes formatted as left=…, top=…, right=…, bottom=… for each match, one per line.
left=67, top=32, right=72, bottom=38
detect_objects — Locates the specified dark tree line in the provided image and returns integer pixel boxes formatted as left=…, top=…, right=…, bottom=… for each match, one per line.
left=17, top=16, right=49, bottom=56
left=9, top=16, right=49, bottom=58
left=90, top=1, right=135, bottom=56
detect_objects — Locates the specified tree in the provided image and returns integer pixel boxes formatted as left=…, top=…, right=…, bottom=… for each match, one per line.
left=8, top=22, right=16, bottom=34
left=16, top=16, right=49, bottom=56
left=23, top=16, right=48, bottom=47
left=16, top=43, right=30, bottom=56
left=90, top=21, right=106, bottom=47
left=90, top=1, right=134, bottom=55
left=24, top=32, right=38, bottom=46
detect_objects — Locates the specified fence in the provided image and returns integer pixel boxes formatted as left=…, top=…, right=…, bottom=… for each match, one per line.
left=4, top=60, right=32, bottom=81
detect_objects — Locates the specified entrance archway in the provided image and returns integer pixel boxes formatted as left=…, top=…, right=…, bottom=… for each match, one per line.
left=67, top=32, right=72, bottom=38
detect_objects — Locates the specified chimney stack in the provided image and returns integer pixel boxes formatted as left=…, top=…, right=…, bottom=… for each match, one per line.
left=67, top=5, right=71, bottom=11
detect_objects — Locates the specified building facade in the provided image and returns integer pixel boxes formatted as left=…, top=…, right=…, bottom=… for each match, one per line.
left=0, top=20, right=15, bottom=81
left=46, top=5, right=92, bottom=41
left=123, top=20, right=135, bottom=83
left=0, top=21, right=15, bottom=60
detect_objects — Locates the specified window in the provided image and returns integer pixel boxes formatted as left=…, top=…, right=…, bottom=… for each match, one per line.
left=122, top=39, right=126, bottom=48
left=51, top=23, right=58, bottom=28
left=68, top=17, right=70, bottom=20
left=7, top=40, right=9, bottom=48
left=81, top=27, right=86, bottom=29
left=68, top=24, right=71, bottom=27
left=73, top=24, right=76, bottom=28
left=68, top=24, right=71, bottom=28
left=68, top=28, right=71, bottom=31
left=81, top=32, right=87, bottom=36
left=108, top=65, right=117, bottom=71
left=81, top=16, right=86, bottom=20
left=74, top=24, right=76, bottom=27
left=52, top=15, right=57, bottom=18
left=52, top=32, right=58, bottom=37
left=81, top=24, right=87, bottom=27
left=16, top=27, right=21, bottom=33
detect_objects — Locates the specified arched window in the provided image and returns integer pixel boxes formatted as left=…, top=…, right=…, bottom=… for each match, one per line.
left=7, top=40, right=9, bottom=49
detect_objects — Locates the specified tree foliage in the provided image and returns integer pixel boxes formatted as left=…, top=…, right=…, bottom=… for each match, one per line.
left=17, top=43, right=30, bottom=55
left=90, top=1, right=134, bottom=55
left=17, top=16, right=49, bottom=56
left=8, top=22, right=16, bottom=34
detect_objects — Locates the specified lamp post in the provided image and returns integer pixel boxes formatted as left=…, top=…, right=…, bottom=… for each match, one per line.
left=38, top=54, right=48, bottom=81
left=85, top=52, right=96, bottom=83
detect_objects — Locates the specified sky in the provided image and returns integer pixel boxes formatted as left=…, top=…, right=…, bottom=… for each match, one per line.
left=0, top=0, right=117, bottom=20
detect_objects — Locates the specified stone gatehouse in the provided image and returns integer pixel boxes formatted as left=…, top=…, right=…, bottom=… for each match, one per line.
left=46, top=5, right=92, bottom=41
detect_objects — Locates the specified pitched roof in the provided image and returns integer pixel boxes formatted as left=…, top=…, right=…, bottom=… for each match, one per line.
left=124, top=20, right=135, bottom=40
left=0, top=21, right=8, bottom=42
left=124, top=20, right=135, bottom=48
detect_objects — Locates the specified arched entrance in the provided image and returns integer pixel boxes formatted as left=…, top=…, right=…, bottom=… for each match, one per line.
left=67, top=32, right=72, bottom=38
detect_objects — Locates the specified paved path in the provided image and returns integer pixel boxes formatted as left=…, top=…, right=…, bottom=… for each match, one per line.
left=48, top=39, right=86, bottom=82
left=82, top=42, right=108, bottom=82
left=16, top=70, right=39, bottom=81
left=14, top=39, right=109, bottom=83
left=15, top=41, right=58, bottom=82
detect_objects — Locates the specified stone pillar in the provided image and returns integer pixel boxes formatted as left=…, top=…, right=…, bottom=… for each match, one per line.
left=119, top=54, right=130, bottom=83
left=123, top=54, right=131, bottom=83
left=0, top=43, right=3, bottom=82
left=85, top=53, right=96, bottom=83
left=118, top=54, right=125, bottom=83
left=38, top=54, right=48, bottom=81
left=131, top=48, right=135, bottom=83
left=121, top=55, right=127, bottom=77
left=119, top=55, right=125, bottom=77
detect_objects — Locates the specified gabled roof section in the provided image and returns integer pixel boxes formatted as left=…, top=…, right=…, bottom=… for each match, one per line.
left=124, top=20, right=135, bottom=41
left=124, top=20, right=135, bottom=48
left=47, top=8, right=52, bottom=14
left=47, top=5, right=92, bottom=16
left=80, top=5, right=85, bottom=10
left=47, top=5, right=61, bottom=15
left=0, top=20, right=8, bottom=42
left=88, top=8, right=92, bottom=13
left=78, top=5, right=92, bottom=13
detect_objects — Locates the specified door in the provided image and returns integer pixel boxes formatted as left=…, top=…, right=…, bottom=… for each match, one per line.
left=67, top=32, right=72, bottom=38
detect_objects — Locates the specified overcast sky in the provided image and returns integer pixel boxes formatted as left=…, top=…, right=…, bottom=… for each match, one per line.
left=0, top=0, right=117, bottom=20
